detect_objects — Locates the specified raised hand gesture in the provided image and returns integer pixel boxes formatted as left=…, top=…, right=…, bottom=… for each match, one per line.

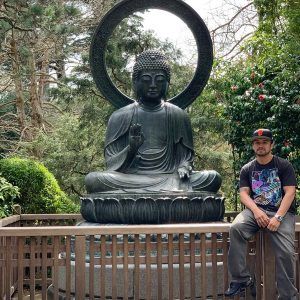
left=129, top=123, right=144, bottom=152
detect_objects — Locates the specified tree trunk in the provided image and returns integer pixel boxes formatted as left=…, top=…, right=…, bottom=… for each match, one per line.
left=38, top=49, right=49, bottom=104
left=10, top=32, right=26, bottom=135
left=29, top=46, right=43, bottom=129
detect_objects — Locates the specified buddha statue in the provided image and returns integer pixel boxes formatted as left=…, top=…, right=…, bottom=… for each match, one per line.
left=85, top=50, right=221, bottom=194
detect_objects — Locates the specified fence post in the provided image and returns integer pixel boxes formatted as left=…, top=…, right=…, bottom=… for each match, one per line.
left=75, top=235, right=86, bottom=300
left=12, top=204, right=21, bottom=215
left=262, top=231, right=276, bottom=300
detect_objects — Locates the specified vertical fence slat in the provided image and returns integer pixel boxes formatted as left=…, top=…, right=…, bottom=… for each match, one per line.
left=75, top=235, right=86, bottom=300
left=0, top=237, right=3, bottom=299
left=100, top=235, right=106, bottom=299
left=245, top=240, right=251, bottom=300
left=123, top=234, right=129, bottom=300
left=89, top=235, right=95, bottom=300
left=179, top=233, right=185, bottom=300
left=134, top=234, right=140, bottom=300
left=201, top=233, right=207, bottom=299
left=17, top=237, right=24, bottom=300
left=53, top=236, right=60, bottom=300
left=12, top=235, right=18, bottom=295
left=30, top=237, right=36, bottom=300
left=297, top=232, right=300, bottom=293
left=65, top=235, right=71, bottom=299
left=296, top=232, right=300, bottom=291
left=112, top=234, right=117, bottom=300
left=255, top=233, right=262, bottom=299
left=223, top=232, right=229, bottom=300
left=5, top=236, right=12, bottom=299
left=263, top=232, right=276, bottom=300
left=146, top=234, right=151, bottom=300
left=212, top=233, right=218, bottom=299
left=168, top=233, right=173, bottom=300
left=41, top=236, right=47, bottom=300
left=157, top=234, right=162, bottom=300
left=190, top=233, right=195, bottom=300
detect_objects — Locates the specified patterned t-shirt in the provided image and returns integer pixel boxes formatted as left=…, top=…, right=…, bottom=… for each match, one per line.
left=239, top=156, right=297, bottom=213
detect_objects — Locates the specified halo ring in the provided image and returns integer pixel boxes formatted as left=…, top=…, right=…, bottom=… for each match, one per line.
left=90, top=0, right=213, bottom=109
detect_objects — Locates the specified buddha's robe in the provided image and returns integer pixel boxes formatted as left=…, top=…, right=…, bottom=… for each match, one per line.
left=85, top=102, right=221, bottom=193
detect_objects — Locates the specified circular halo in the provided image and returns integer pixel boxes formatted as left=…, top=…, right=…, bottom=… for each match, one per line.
left=90, top=0, right=213, bottom=109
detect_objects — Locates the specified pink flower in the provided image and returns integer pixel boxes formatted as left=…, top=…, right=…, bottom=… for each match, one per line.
left=284, top=141, right=290, bottom=147
left=258, top=94, right=265, bottom=101
left=231, top=85, right=238, bottom=91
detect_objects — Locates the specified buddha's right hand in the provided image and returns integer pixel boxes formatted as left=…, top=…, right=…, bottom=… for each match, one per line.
left=129, top=123, right=144, bottom=151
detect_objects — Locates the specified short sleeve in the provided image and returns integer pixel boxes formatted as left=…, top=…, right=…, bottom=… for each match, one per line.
left=280, top=160, right=297, bottom=187
left=239, top=165, right=250, bottom=188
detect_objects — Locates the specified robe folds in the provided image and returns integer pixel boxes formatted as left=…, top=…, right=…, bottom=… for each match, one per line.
left=85, top=101, right=221, bottom=193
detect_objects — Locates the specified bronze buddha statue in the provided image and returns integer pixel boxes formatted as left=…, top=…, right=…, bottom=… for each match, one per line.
left=85, top=50, right=221, bottom=194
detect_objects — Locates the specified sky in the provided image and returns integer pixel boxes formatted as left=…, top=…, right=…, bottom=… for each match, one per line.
left=140, top=0, right=254, bottom=61
left=142, top=0, right=222, bottom=39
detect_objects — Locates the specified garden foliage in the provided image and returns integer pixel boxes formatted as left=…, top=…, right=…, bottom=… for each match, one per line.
left=0, top=158, right=79, bottom=214
left=0, top=175, right=20, bottom=217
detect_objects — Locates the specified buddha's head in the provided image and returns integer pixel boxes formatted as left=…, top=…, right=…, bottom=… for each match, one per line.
left=132, top=50, right=170, bottom=103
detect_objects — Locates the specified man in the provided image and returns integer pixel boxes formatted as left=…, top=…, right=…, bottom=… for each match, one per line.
left=85, top=50, right=221, bottom=193
left=225, top=128, right=298, bottom=299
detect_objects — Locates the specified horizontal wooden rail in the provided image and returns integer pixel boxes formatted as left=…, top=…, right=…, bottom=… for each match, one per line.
left=0, top=215, right=20, bottom=227
left=0, top=223, right=232, bottom=236
left=1, top=222, right=299, bottom=236
left=20, top=213, right=82, bottom=220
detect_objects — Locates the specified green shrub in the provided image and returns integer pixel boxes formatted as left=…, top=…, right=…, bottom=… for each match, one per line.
left=0, top=175, right=20, bottom=217
left=0, top=157, right=79, bottom=214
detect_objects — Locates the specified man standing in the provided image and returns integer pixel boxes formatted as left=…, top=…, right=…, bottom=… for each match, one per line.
left=225, top=128, right=298, bottom=299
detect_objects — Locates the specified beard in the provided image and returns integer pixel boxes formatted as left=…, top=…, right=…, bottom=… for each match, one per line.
left=255, top=149, right=271, bottom=157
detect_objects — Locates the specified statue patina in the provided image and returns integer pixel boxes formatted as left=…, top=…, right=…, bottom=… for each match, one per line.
left=85, top=51, right=221, bottom=194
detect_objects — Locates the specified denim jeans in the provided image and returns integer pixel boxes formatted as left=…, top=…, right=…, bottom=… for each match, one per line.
left=228, top=208, right=298, bottom=300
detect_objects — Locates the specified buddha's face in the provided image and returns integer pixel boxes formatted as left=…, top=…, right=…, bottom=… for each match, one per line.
left=135, top=69, right=168, bottom=104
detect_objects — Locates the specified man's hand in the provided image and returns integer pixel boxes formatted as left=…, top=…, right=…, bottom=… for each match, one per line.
left=178, top=166, right=191, bottom=179
left=253, top=209, right=270, bottom=228
left=129, top=124, right=144, bottom=151
left=267, top=217, right=281, bottom=231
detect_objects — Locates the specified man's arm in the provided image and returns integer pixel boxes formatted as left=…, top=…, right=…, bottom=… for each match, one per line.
left=240, top=187, right=270, bottom=228
left=267, top=186, right=296, bottom=231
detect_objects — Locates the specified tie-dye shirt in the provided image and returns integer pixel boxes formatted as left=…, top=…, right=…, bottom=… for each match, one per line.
left=239, top=156, right=297, bottom=213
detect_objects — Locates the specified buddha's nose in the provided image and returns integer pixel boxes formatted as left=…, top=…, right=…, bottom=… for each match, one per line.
left=149, top=77, right=158, bottom=87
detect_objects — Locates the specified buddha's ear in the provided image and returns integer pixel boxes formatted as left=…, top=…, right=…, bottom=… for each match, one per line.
left=133, top=79, right=140, bottom=99
left=163, top=81, right=169, bottom=99
left=132, top=79, right=137, bottom=95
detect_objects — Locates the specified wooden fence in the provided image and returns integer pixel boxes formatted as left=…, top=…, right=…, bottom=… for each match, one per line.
left=0, top=213, right=299, bottom=300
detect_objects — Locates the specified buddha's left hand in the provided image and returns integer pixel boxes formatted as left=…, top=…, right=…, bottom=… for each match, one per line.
left=178, top=166, right=191, bottom=179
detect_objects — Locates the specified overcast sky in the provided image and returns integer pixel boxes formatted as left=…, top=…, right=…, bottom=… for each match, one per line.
left=141, top=0, right=254, bottom=60
left=142, top=0, right=229, bottom=42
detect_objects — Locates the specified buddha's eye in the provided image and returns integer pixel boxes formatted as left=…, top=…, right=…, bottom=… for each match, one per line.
left=141, top=75, right=151, bottom=82
left=155, top=75, right=165, bottom=83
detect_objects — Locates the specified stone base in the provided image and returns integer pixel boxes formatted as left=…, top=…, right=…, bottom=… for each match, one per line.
left=80, top=192, right=225, bottom=224
left=47, top=262, right=225, bottom=299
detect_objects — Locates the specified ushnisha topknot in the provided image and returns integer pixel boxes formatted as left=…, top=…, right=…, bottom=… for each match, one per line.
left=132, top=50, right=171, bottom=82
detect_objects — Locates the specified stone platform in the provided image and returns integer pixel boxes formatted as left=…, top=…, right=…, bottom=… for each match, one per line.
left=47, top=262, right=225, bottom=299
left=80, top=192, right=225, bottom=224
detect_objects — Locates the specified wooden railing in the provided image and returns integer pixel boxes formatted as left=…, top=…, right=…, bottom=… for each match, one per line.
left=0, top=213, right=299, bottom=300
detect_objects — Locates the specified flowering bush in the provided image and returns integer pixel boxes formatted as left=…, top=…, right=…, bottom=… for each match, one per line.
left=222, top=60, right=300, bottom=174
